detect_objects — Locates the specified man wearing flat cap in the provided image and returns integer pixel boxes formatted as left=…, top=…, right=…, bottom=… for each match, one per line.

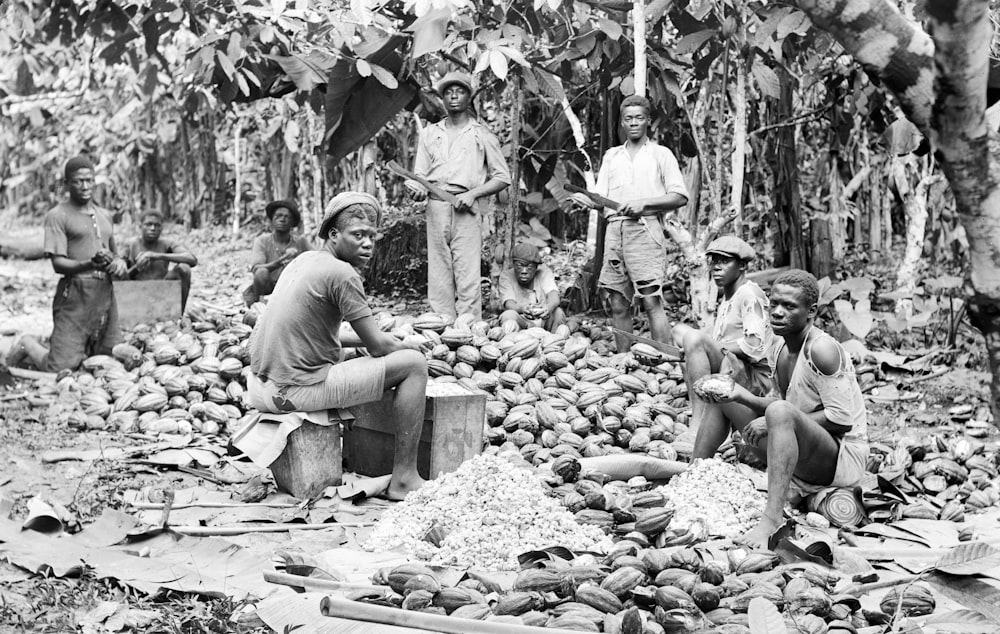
left=405, top=70, right=511, bottom=319
left=243, top=200, right=312, bottom=307
left=497, top=242, right=567, bottom=331
left=246, top=192, right=428, bottom=500
left=672, top=235, right=775, bottom=435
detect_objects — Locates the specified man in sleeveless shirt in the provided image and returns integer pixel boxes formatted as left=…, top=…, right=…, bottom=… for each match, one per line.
left=691, top=269, right=869, bottom=549
left=673, top=236, right=774, bottom=436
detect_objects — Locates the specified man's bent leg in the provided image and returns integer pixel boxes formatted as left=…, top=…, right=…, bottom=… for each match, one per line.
left=639, top=292, right=672, bottom=344
left=546, top=307, right=568, bottom=331
left=499, top=309, right=530, bottom=330
left=382, top=349, right=429, bottom=500
left=47, top=278, right=93, bottom=372
left=681, top=328, right=725, bottom=435
left=452, top=210, right=482, bottom=319
left=426, top=201, right=457, bottom=317
left=739, top=400, right=841, bottom=549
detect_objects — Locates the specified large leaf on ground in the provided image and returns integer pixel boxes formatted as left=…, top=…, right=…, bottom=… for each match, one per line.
left=748, top=597, right=787, bottom=634
left=835, top=299, right=874, bottom=339
left=934, top=542, right=1000, bottom=576
left=927, top=573, right=1000, bottom=627
left=923, top=609, right=998, bottom=633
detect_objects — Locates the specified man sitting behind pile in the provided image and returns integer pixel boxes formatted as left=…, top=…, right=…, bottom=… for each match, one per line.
left=497, top=242, right=567, bottom=331
left=246, top=192, right=427, bottom=500
left=692, top=269, right=869, bottom=548
left=673, top=236, right=773, bottom=435
left=243, top=200, right=312, bottom=307
left=123, top=211, right=198, bottom=312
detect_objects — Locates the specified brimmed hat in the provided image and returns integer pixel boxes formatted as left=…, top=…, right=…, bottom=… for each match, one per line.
left=319, top=192, right=382, bottom=239
left=265, top=200, right=301, bottom=227
left=511, top=242, right=542, bottom=264
left=435, top=71, right=474, bottom=96
left=705, top=236, right=756, bottom=262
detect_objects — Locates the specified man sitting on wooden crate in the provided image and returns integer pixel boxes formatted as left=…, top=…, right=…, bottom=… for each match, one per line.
left=497, top=242, right=567, bottom=331
left=242, top=200, right=312, bottom=307
left=245, top=192, right=428, bottom=500
left=123, top=211, right=198, bottom=312
left=691, top=269, right=870, bottom=549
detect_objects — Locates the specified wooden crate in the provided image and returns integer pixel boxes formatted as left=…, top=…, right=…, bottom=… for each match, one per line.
left=270, top=415, right=346, bottom=499
left=114, top=280, right=182, bottom=329
left=343, top=382, right=485, bottom=479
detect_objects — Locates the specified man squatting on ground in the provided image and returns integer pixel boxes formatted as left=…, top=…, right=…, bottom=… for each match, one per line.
left=673, top=236, right=774, bottom=436
left=245, top=192, right=428, bottom=500
left=7, top=156, right=127, bottom=372
left=123, top=211, right=198, bottom=312
left=497, top=242, right=567, bottom=331
left=243, top=200, right=312, bottom=307
left=693, top=269, right=870, bottom=548
left=570, top=95, right=689, bottom=352
left=407, top=71, right=511, bottom=320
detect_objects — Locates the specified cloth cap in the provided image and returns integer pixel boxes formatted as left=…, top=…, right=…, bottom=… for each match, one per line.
left=705, top=236, right=756, bottom=261
left=65, top=155, right=94, bottom=179
left=265, top=200, right=301, bottom=226
left=435, top=71, right=474, bottom=96
left=319, top=192, right=382, bottom=239
left=511, top=242, right=541, bottom=264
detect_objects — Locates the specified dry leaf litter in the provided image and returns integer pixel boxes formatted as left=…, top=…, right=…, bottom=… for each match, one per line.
left=661, top=458, right=765, bottom=539
left=364, top=453, right=608, bottom=570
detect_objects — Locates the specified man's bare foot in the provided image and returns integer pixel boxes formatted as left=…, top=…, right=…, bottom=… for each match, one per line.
left=386, top=473, right=427, bottom=501
left=736, top=516, right=782, bottom=550
left=4, top=336, right=28, bottom=368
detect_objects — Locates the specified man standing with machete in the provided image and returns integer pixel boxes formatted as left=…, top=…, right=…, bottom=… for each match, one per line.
left=569, top=95, right=689, bottom=352
left=405, top=71, right=511, bottom=320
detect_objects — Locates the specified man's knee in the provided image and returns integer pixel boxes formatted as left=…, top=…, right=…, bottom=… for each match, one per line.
left=499, top=309, right=520, bottom=324
left=607, top=291, right=630, bottom=315
left=394, top=348, right=428, bottom=375
left=765, top=400, right=799, bottom=427
left=548, top=307, right=567, bottom=329
left=682, top=328, right=711, bottom=353
left=173, top=263, right=192, bottom=280
left=252, top=268, right=271, bottom=285
left=638, top=287, right=662, bottom=309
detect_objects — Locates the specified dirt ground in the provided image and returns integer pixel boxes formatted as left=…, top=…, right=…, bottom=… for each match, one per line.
left=1, top=224, right=996, bottom=632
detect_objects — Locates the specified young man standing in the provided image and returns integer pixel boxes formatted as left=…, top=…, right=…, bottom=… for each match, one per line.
left=243, top=200, right=312, bottom=307
left=570, top=95, right=689, bottom=352
left=692, top=269, right=870, bottom=548
left=497, top=242, right=567, bottom=331
left=673, top=236, right=774, bottom=434
left=407, top=71, right=511, bottom=319
left=246, top=192, right=427, bottom=501
left=123, top=211, right=198, bottom=312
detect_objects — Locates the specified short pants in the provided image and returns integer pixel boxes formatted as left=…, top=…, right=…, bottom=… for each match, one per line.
left=247, top=355, right=387, bottom=414
left=791, top=436, right=870, bottom=496
left=47, top=275, right=121, bottom=372
left=598, top=217, right=667, bottom=303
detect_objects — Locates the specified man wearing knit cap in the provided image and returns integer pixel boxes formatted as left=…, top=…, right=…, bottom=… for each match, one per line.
left=405, top=70, right=511, bottom=319
left=672, top=235, right=775, bottom=435
left=243, top=199, right=312, bottom=307
left=247, top=192, right=427, bottom=500
left=6, top=155, right=128, bottom=372
left=497, top=242, right=567, bottom=331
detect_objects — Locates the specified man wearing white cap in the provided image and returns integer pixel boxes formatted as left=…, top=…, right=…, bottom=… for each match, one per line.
left=246, top=192, right=428, bottom=500
left=406, top=70, right=511, bottom=319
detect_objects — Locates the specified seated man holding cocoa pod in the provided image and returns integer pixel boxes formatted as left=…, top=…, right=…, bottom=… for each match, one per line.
left=691, top=269, right=869, bottom=548
left=673, top=236, right=775, bottom=437
left=246, top=192, right=428, bottom=500
left=497, top=242, right=567, bottom=331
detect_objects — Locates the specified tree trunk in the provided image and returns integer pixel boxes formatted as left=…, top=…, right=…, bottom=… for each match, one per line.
left=796, top=0, right=1000, bottom=422
left=729, top=59, right=747, bottom=235
left=633, top=0, right=646, bottom=98
left=769, top=66, right=805, bottom=268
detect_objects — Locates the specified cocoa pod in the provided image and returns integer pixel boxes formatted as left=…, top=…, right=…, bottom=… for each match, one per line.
left=450, top=603, right=491, bottom=619
left=401, top=589, right=434, bottom=611
left=432, top=587, right=482, bottom=613
left=575, top=584, right=623, bottom=613
left=879, top=583, right=935, bottom=617
left=635, top=507, right=674, bottom=536
left=512, top=569, right=565, bottom=594
left=493, top=591, right=543, bottom=616
left=691, top=582, right=721, bottom=612
left=385, top=563, right=436, bottom=594
left=600, top=567, right=646, bottom=599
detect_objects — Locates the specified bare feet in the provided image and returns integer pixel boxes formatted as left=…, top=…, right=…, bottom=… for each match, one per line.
left=4, top=336, right=28, bottom=368
left=385, top=473, right=427, bottom=501
left=736, top=515, right=782, bottom=550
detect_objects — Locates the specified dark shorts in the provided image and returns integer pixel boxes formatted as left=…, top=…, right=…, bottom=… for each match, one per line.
left=47, top=276, right=121, bottom=372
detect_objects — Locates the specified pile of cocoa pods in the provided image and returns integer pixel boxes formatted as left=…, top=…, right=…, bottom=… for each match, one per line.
left=356, top=550, right=939, bottom=633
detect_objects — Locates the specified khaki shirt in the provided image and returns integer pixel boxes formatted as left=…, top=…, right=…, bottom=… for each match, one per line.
left=413, top=118, right=511, bottom=193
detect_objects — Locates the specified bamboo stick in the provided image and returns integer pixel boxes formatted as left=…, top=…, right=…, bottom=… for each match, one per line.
left=130, top=501, right=301, bottom=510
left=264, top=571, right=381, bottom=593
left=8, top=367, right=56, bottom=382
left=319, top=595, right=592, bottom=634
left=170, top=521, right=371, bottom=536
